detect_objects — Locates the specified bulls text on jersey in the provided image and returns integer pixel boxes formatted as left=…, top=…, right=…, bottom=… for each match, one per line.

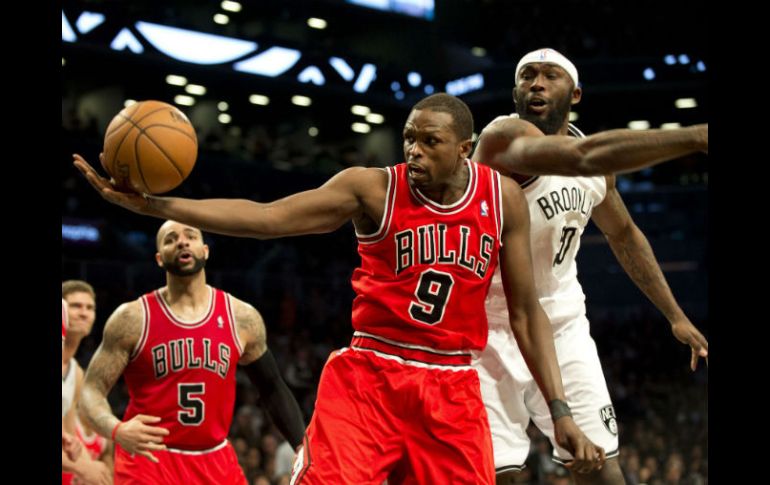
left=151, top=337, right=231, bottom=379
left=395, top=223, right=495, bottom=278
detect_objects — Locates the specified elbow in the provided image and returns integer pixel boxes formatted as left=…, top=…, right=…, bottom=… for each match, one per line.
left=570, top=153, right=609, bottom=176
left=507, top=308, right=530, bottom=337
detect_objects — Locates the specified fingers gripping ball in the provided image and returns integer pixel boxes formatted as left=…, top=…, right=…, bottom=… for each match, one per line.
left=102, top=100, right=198, bottom=194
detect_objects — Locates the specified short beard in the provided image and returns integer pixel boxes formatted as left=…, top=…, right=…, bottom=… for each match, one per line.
left=162, top=255, right=207, bottom=277
left=514, top=94, right=572, bottom=135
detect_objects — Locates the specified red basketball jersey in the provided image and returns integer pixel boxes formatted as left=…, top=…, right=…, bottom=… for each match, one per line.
left=62, top=298, right=68, bottom=342
left=62, top=419, right=110, bottom=485
left=351, top=161, right=503, bottom=351
left=122, top=286, right=243, bottom=450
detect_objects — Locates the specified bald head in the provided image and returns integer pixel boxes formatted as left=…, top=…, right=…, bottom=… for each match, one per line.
left=156, top=220, right=205, bottom=250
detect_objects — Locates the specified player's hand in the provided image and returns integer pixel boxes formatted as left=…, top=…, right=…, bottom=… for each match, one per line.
left=554, top=417, right=605, bottom=474
left=114, top=414, right=170, bottom=464
left=73, top=153, right=150, bottom=214
left=670, top=316, right=708, bottom=371
left=63, top=431, right=83, bottom=461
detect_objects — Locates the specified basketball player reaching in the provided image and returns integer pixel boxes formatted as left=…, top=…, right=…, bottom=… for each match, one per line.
left=74, top=93, right=605, bottom=484
left=78, top=220, right=306, bottom=484
left=470, top=48, right=709, bottom=485
left=61, top=280, right=113, bottom=485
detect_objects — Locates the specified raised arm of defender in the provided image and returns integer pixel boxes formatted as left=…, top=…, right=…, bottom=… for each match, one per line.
left=473, top=117, right=707, bottom=176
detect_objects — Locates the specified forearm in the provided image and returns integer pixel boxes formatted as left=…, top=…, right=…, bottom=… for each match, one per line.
left=80, top=384, right=121, bottom=439
left=510, top=125, right=706, bottom=176
left=145, top=197, right=278, bottom=239
left=510, top=306, right=566, bottom=402
left=244, top=351, right=306, bottom=448
left=576, top=125, right=705, bottom=175
left=607, top=225, right=685, bottom=321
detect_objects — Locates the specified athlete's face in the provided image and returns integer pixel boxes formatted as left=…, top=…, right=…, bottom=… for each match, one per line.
left=64, top=291, right=96, bottom=337
left=513, top=63, right=581, bottom=135
left=156, top=221, right=209, bottom=277
left=402, top=109, right=471, bottom=189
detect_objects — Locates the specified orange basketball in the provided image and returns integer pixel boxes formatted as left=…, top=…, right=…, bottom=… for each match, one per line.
left=102, top=100, right=198, bottom=194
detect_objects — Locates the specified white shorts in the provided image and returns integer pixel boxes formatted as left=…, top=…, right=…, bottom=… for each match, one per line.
left=472, top=318, right=619, bottom=472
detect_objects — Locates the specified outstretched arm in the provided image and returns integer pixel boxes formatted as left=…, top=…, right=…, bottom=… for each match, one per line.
left=497, top=177, right=605, bottom=473
left=592, top=177, right=708, bottom=370
left=473, top=116, right=708, bottom=176
left=79, top=301, right=170, bottom=463
left=234, top=298, right=306, bottom=449
left=74, top=154, right=380, bottom=239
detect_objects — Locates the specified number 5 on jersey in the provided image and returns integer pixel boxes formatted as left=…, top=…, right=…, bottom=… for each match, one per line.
left=178, top=383, right=205, bottom=425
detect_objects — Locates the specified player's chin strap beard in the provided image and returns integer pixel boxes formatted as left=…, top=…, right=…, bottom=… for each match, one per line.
left=162, top=256, right=207, bottom=277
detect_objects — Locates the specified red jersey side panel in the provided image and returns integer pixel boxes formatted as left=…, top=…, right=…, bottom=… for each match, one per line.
left=62, top=419, right=110, bottom=485
left=62, top=298, right=68, bottom=342
left=351, top=161, right=503, bottom=351
left=122, top=286, right=242, bottom=450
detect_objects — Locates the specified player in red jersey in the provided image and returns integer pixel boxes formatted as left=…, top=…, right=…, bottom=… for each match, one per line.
left=62, top=298, right=68, bottom=347
left=62, top=416, right=112, bottom=485
left=78, top=220, right=306, bottom=484
left=74, top=93, right=605, bottom=484
left=62, top=297, right=84, bottom=466
left=62, top=280, right=113, bottom=485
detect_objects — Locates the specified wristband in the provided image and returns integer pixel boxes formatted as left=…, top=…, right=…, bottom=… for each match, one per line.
left=549, top=399, right=573, bottom=421
left=111, top=421, right=123, bottom=441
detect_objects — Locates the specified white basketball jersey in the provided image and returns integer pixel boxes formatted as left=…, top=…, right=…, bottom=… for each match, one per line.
left=486, top=124, right=607, bottom=334
left=62, top=360, right=77, bottom=417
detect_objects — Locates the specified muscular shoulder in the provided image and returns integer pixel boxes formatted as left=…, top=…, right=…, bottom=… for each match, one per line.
left=481, top=116, right=543, bottom=140
left=228, top=295, right=267, bottom=365
left=102, top=299, right=145, bottom=352
left=332, top=166, right=389, bottom=194
left=473, top=117, right=544, bottom=175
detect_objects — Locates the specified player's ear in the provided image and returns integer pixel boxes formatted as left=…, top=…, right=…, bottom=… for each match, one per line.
left=155, top=252, right=163, bottom=268
left=571, top=86, right=582, bottom=106
left=459, top=138, right=473, bottom=159
left=203, top=244, right=210, bottom=261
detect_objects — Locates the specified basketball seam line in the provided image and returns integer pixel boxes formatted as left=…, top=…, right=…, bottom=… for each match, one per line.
left=135, top=124, right=195, bottom=193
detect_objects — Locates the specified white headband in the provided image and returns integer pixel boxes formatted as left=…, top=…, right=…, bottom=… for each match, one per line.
left=515, top=48, right=579, bottom=87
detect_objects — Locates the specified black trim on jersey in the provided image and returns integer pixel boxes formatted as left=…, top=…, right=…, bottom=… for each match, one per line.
left=496, top=464, right=527, bottom=473
left=356, top=333, right=471, bottom=357
left=352, top=345, right=472, bottom=367
left=294, top=434, right=312, bottom=484
left=519, top=176, right=539, bottom=189
left=552, top=447, right=619, bottom=465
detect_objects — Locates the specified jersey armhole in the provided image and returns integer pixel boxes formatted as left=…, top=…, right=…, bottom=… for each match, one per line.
left=129, top=297, right=150, bottom=361
left=492, top=170, right=504, bottom=246
left=224, top=293, right=245, bottom=357
left=356, top=166, right=396, bottom=244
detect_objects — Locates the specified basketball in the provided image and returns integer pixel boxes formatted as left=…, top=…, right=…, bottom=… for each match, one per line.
left=102, top=100, right=198, bottom=194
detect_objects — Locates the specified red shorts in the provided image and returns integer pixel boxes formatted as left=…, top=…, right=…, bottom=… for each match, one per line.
left=291, top=337, right=495, bottom=484
left=114, top=439, right=246, bottom=485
